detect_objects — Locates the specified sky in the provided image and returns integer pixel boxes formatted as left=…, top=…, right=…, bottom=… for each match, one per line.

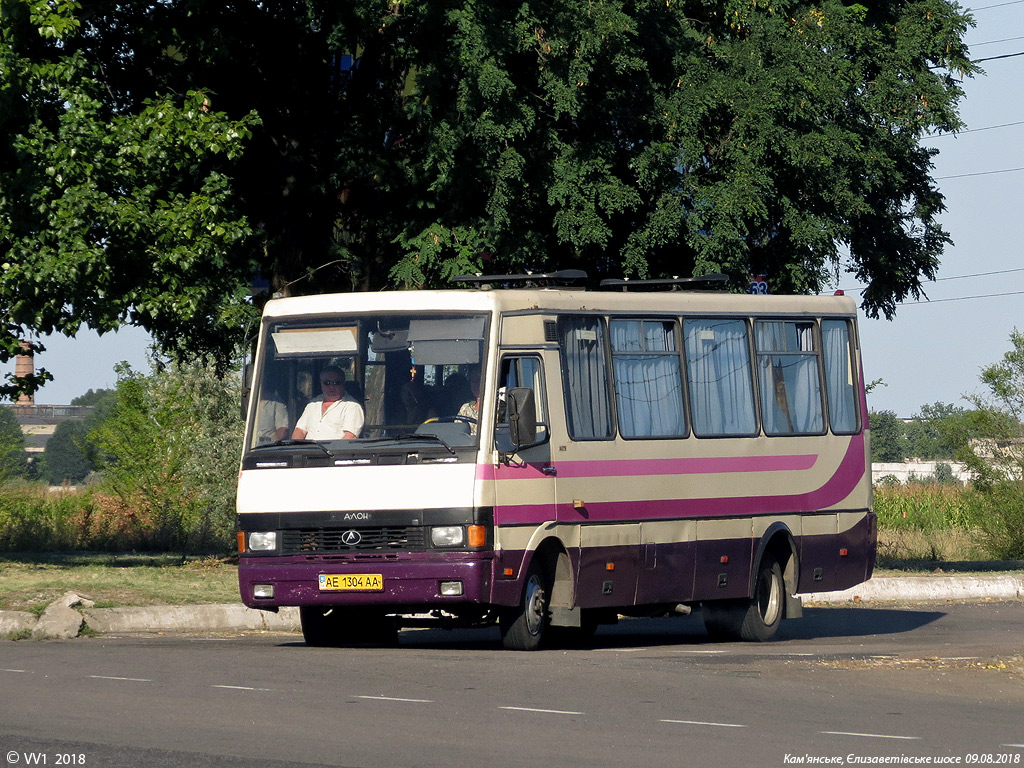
left=2, top=2, right=1023, bottom=412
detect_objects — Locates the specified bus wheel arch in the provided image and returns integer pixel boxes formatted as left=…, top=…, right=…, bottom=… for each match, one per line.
left=500, top=538, right=569, bottom=651
left=704, top=526, right=799, bottom=643
left=753, top=524, right=801, bottom=620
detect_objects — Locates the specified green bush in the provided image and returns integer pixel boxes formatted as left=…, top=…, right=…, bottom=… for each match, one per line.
left=89, top=358, right=242, bottom=552
left=962, top=481, right=1024, bottom=561
left=0, top=486, right=85, bottom=551
left=874, top=482, right=972, bottom=533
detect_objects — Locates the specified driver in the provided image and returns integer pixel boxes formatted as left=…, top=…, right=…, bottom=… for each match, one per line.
left=292, top=366, right=364, bottom=440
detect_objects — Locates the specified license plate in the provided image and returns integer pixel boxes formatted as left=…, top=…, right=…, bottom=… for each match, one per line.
left=318, top=573, right=384, bottom=592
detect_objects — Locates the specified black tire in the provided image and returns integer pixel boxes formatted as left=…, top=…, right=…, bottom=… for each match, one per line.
left=703, top=556, right=785, bottom=642
left=500, top=560, right=550, bottom=651
left=300, top=606, right=398, bottom=647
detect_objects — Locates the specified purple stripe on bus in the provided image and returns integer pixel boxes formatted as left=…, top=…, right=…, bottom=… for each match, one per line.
left=477, top=452, right=818, bottom=481
left=491, top=433, right=866, bottom=526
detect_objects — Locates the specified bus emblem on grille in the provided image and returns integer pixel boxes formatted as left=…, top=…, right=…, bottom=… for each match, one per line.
left=341, top=530, right=362, bottom=546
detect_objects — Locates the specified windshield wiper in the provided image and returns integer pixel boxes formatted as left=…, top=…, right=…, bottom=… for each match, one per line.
left=358, top=433, right=457, bottom=456
left=249, top=439, right=334, bottom=458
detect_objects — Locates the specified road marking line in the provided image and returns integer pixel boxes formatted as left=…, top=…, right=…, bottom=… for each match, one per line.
left=2, top=669, right=28, bottom=673
left=500, top=706, right=584, bottom=715
left=356, top=695, right=434, bottom=704
left=87, top=675, right=152, bottom=682
left=821, top=731, right=920, bottom=741
left=661, top=719, right=747, bottom=728
left=211, top=685, right=274, bottom=692
left=1002, top=745, right=1024, bottom=749
left=597, top=648, right=648, bottom=653
left=671, top=650, right=727, bottom=655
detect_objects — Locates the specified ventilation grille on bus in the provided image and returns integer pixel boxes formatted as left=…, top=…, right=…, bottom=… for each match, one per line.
left=281, top=527, right=428, bottom=553
left=544, top=321, right=558, bottom=342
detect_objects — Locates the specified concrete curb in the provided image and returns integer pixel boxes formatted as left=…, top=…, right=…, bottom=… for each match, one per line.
left=804, top=574, right=1024, bottom=605
left=81, top=604, right=301, bottom=634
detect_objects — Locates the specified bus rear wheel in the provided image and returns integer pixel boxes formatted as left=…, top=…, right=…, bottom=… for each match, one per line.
left=703, top=556, right=784, bottom=642
left=500, top=561, right=550, bottom=651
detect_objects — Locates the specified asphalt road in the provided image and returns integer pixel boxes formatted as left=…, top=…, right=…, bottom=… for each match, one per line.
left=2, top=602, right=1022, bottom=768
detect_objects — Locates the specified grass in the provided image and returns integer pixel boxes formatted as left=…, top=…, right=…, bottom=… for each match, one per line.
left=0, top=553, right=239, bottom=614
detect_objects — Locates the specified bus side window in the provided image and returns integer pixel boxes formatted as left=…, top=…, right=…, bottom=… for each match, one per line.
left=822, top=319, right=859, bottom=434
left=754, top=320, right=824, bottom=435
left=684, top=318, right=757, bottom=437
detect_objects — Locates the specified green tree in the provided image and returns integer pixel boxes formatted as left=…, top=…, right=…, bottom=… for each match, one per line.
left=0, top=405, right=30, bottom=483
left=91, top=359, right=242, bottom=551
left=959, top=330, right=1024, bottom=560
left=39, top=388, right=117, bottom=484
left=902, top=401, right=966, bottom=460
left=2, top=0, right=977, bottom=398
left=869, top=410, right=908, bottom=463
left=39, top=419, right=91, bottom=484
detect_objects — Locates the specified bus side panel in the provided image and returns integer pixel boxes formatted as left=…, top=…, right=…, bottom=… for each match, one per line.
left=694, top=518, right=754, bottom=601
left=798, top=512, right=839, bottom=592
left=574, top=523, right=641, bottom=608
left=635, top=519, right=697, bottom=604
left=835, top=510, right=877, bottom=590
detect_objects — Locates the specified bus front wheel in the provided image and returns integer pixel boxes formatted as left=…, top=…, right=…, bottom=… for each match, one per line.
left=703, top=556, right=784, bottom=642
left=500, top=561, right=550, bottom=651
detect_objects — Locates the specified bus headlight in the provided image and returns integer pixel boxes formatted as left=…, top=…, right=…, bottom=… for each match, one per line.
left=248, top=531, right=278, bottom=551
left=430, top=526, right=465, bottom=547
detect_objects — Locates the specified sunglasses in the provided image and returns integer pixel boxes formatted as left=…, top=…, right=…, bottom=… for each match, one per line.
left=320, top=379, right=344, bottom=386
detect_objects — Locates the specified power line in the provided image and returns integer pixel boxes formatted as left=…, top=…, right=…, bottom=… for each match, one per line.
left=973, top=50, right=1024, bottom=63
left=972, top=35, right=1024, bottom=46
left=970, top=1, right=1024, bottom=10
left=898, top=290, right=1024, bottom=306
left=831, top=268, right=1024, bottom=297
left=935, top=166, right=1024, bottom=180
left=935, top=267, right=1024, bottom=282
left=929, top=119, right=1024, bottom=137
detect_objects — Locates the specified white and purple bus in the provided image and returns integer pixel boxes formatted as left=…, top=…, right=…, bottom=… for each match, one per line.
left=236, top=274, right=875, bottom=649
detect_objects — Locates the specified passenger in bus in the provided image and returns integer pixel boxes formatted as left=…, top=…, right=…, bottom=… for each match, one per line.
left=457, top=368, right=481, bottom=434
left=256, top=393, right=289, bottom=444
left=291, top=366, right=364, bottom=440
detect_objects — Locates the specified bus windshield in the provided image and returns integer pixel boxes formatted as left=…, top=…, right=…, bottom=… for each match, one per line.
left=247, top=312, right=489, bottom=451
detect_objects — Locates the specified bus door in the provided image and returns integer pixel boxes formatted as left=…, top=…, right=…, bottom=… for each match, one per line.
left=491, top=353, right=558, bottom=582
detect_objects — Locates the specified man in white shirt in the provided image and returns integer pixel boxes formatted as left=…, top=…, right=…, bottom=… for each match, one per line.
left=292, top=366, right=364, bottom=440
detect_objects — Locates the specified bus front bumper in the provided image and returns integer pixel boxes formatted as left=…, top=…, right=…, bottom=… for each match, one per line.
left=238, top=553, right=495, bottom=610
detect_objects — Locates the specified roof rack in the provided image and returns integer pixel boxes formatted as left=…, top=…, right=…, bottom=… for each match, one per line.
left=452, top=269, right=589, bottom=288
left=598, top=273, right=729, bottom=292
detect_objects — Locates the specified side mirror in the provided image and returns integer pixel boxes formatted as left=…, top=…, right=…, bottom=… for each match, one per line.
left=241, top=362, right=253, bottom=420
left=506, top=387, right=537, bottom=449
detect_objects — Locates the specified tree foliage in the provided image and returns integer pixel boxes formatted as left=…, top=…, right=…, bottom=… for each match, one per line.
left=0, top=405, right=31, bottom=483
left=38, top=387, right=115, bottom=484
left=955, top=330, right=1024, bottom=560
left=90, top=359, right=243, bottom=550
left=2, top=0, right=977, bottom=397
left=40, top=418, right=92, bottom=485
left=869, top=410, right=908, bottom=463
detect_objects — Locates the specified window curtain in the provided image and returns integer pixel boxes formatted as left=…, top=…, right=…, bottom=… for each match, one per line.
left=611, top=320, right=685, bottom=438
left=559, top=317, right=613, bottom=439
left=685, top=319, right=756, bottom=435
left=822, top=320, right=858, bottom=433
left=755, top=322, right=823, bottom=435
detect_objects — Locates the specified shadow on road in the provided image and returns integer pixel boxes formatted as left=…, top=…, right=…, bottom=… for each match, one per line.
left=779, top=606, right=947, bottom=641
left=276, top=605, right=947, bottom=651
